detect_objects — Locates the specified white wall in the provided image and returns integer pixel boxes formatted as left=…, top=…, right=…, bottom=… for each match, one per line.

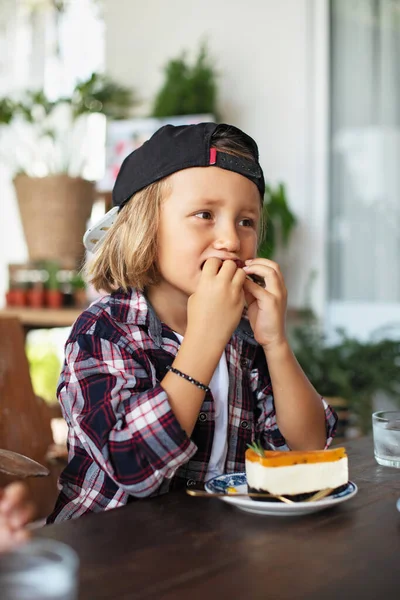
left=104, top=0, right=329, bottom=314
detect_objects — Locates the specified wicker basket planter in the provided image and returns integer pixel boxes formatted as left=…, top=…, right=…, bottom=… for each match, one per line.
left=13, top=174, right=95, bottom=267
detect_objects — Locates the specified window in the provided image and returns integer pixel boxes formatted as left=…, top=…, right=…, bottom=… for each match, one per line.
left=329, top=0, right=400, bottom=304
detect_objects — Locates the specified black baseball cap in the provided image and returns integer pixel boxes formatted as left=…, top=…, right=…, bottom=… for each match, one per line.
left=84, top=122, right=265, bottom=252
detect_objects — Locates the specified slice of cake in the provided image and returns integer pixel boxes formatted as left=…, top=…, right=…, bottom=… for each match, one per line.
left=245, top=443, right=348, bottom=501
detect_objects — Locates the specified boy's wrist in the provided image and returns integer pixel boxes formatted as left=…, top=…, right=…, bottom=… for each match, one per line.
left=175, top=329, right=225, bottom=385
left=262, top=337, right=290, bottom=359
left=185, top=325, right=228, bottom=356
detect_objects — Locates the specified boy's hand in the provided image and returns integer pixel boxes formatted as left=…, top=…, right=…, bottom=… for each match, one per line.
left=187, top=258, right=246, bottom=348
left=0, top=482, right=36, bottom=553
left=243, top=258, right=288, bottom=350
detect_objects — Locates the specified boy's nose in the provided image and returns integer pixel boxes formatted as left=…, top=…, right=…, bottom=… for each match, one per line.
left=212, top=225, right=240, bottom=253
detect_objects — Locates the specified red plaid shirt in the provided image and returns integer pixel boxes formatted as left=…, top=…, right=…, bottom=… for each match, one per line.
left=48, top=289, right=337, bottom=522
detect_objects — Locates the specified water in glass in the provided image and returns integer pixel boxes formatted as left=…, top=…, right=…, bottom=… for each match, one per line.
left=373, top=411, right=400, bottom=468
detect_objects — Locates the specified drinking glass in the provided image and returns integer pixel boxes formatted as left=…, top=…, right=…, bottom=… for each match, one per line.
left=372, top=410, right=400, bottom=468
left=0, top=538, right=79, bottom=600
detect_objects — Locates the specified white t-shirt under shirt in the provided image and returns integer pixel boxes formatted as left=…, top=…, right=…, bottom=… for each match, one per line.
left=173, top=332, right=229, bottom=481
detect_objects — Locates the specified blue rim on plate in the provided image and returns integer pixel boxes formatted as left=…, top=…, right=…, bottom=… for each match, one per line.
left=206, top=472, right=248, bottom=494
left=204, top=472, right=358, bottom=516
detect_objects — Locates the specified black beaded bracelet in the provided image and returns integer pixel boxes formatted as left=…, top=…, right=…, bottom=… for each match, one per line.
left=166, top=365, right=210, bottom=393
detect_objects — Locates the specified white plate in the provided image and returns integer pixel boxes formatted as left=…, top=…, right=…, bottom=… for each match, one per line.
left=204, top=472, right=358, bottom=516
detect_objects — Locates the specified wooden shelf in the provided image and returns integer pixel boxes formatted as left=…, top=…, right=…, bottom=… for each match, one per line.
left=0, top=307, right=82, bottom=328
left=0, top=306, right=309, bottom=330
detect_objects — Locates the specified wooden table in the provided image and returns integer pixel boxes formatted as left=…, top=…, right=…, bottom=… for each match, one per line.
left=35, top=437, right=400, bottom=599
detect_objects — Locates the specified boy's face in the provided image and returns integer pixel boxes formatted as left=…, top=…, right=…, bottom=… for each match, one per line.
left=155, top=166, right=261, bottom=299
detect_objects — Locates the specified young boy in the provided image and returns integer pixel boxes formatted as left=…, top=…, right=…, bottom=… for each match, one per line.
left=48, top=123, right=337, bottom=523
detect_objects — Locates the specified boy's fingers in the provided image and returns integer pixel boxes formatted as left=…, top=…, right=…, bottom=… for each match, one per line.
left=201, top=257, right=222, bottom=276
left=9, top=502, right=36, bottom=528
left=218, top=259, right=238, bottom=280
left=0, top=483, right=34, bottom=520
left=202, top=258, right=240, bottom=280
left=247, top=257, right=281, bottom=271
left=232, top=267, right=246, bottom=288
left=246, top=258, right=285, bottom=284
left=1, top=482, right=29, bottom=509
left=244, top=266, right=284, bottom=298
left=244, top=277, right=274, bottom=301
left=3, top=481, right=30, bottom=500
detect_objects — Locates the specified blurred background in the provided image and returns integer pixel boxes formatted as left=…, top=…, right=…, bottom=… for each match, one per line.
left=1, top=0, right=400, bottom=446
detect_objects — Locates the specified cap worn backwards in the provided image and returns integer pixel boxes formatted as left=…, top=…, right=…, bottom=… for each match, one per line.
left=83, top=122, right=265, bottom=253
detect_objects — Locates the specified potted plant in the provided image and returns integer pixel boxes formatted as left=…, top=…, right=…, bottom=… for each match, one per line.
left=70, top=272, right=87, bottom=309
left=44, top=261, right=63, bottom=309
left=24, top=265, right=47, bottom=308
left=0, top=73, right=137, bottom=267
left=27, top=281, right=46, bottom=309
left=258, top=183, right=297, bottom=260
left=290, top=321, right=400, bottom=436
left=151, top=42, right=217, bottom=118
left=6, top=283, right=28, bottom=308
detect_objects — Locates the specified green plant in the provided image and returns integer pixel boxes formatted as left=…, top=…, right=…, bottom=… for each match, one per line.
left=0, top=72, right=137, bottom=177
left=151, top=42, right=217, bottom=117
left=44, top=261, right=61, bottom=290
left=0, top=98, right=16, bottom=124
left=71, top=73, right=135, bottom=120
left=0, top=73, right=135, bottom=126
left=247, top=440, right=265, bottom=456
left=258, top=183, right=297, bottom=259
left=70, top=272, right=86, bottom=290
left=26, top=336, right=61, bottom=404
left=290, top=322, right=400, bottom=434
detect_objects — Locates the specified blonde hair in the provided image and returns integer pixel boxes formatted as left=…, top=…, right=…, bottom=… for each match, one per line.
left=87, top=179, right=169, bottom=292
left=87, top=127, right=265, bottom=293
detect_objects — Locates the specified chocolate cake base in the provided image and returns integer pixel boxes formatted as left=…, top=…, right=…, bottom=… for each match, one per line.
left=248, top=483, right=348, bottom=502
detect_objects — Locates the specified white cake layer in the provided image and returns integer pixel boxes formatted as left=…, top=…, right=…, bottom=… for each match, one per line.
left=245, top=456, right=348, bottom=495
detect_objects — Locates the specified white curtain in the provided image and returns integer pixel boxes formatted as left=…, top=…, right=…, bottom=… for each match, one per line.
left=329, top=0, right=400, bottom=302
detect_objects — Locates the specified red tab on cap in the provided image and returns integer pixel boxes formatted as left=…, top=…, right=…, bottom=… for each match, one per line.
left=209, top=148, right=217, bottom=165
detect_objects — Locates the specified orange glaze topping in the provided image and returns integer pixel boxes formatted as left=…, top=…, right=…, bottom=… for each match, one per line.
left=245, top=447, right=347, bottom=467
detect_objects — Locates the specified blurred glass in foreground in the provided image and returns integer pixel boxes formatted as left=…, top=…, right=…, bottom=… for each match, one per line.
left=0, top=539, right=79, bottom=600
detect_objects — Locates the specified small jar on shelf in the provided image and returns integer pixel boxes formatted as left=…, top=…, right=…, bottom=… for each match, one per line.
left=44, top=261, right=63, bottom=309
left=5, top=284, right=28, bottom=307
left=71, top=272, right=88, bottom=309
